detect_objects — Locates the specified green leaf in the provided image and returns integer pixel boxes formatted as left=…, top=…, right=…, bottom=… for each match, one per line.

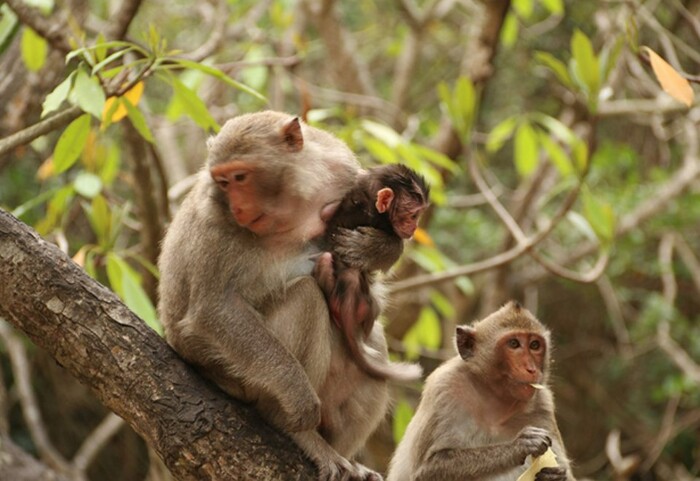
left=541, top=0, right=564, bottom=15
left=91, top=46, right=136, bottom=75
left=430, top=291, right=456, bottom=319
left=0, top=4, right=20, bottom=56
left=11, top=187, right=58, bottom=219
left=122, top=98, right=155, bottom=142
left=513, top=121, right=539, bottom=177
left=106, top=253, right=162, bottom=334
left=240, top=45, right=269, bottom=91
left=572, top=138, right=589, bottom=174
left=67, top=41, right=145, bottom=64
left=94, top=33, right=107, bottom=63
left=170, top=58, right=267, bottom=103
left=599, top=37, right=623, bottom=84
left=24, top=0, right=53, bottom=13
left=566, top=211, right=597, bottom=242
left=74, top=171, right=103, bottom=198
left=534, top=52, right=572, bottom=87
left=392, top=400, right=415, bottom=444
left=42, top=72, right=75, bottom=118
left=486, top=116, right=517, bottom=153
left=538, top=132, right=572, bottom=177
left=571, top=29, right=600, bottom=97
left=500, top=12, right=519, bottom=49
left=403, top=306, right=442, bottom=359
left=454, top=76, right=476, bottom=137
left=582, top=190, right=616, bottom=244
left=85, top=194, right=112, bottom=245
left=412, top=144, right=460, bottom=174
left=168, top=75, right=219, bottom=132
left=35, top=185, right=75, bottom=235
left=21, top=27, right=47, bottom=72
left=512, top=0, right=534, bottom=19
left=53, top=114, right=91, bottom=174
left=362, top=120, right=402, bottom=147
left=71, top=69, right=106, bottom=119
left=363, top=137, right=398, bottom=164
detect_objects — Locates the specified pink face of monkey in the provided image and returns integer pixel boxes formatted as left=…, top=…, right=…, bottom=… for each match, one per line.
left=374, top=186, right=428, bottom=239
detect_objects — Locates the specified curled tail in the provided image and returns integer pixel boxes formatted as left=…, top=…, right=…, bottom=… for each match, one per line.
left=343, top=324, right=423, bottom=382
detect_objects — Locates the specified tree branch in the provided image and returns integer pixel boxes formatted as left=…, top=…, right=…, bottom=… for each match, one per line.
left=5, top=0, right=72, bottom=53
left=0, top=208, right=316, bottom=481
left=0, top=106, right=83, bottom=159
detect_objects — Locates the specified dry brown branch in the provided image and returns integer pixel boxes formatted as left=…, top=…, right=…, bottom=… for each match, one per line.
left=0, top=106, right=83, bottom=159
left=106, top=0, right=144, bottom=41
left=302, top=0, right=377, bottom=99
left=596, top=276, right=633, bottom=359
left=124, top=121, right=166, bottom=301
left=72, top=413, right=125, bottom=473
left=656, top=232, right=700, bottom=385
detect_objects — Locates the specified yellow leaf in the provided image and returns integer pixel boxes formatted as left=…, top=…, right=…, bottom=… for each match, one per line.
left=102, top=81, right=145, bottom=123
left=517, top=447, right=559, bottom=481
left=72, top=245, right=89, bottom=267
left=37, top=157, right=55, bottom=180
left=413, top=227, right=434, bottom=247
left=644, top=47, right=694, bottom=107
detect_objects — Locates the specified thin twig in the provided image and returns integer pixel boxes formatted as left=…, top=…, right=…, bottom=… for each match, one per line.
left=72, top=413, right=125, bottom=472
left=0, top=320, right=70, bottom=473
left=0, top=106, right=83, bottom=159
left=106, top=0, right=144, bottom=41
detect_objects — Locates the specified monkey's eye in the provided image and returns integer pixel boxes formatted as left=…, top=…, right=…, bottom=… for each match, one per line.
left=232, top=171, right=249, bottom=183
left=214, top=177, right=229, bottom=190
left=530, top=340, right=541, bottom=350
left=507, top=338, right=520, bottom=349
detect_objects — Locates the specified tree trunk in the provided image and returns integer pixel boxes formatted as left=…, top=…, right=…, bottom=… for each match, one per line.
left=0, top=208, right=316, bottom=480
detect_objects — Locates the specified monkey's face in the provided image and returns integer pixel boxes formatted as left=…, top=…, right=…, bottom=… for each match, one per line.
left=210, top=161, right=329, bottom=245
left=496, top=331, right=547, bottom=402
left=392, top=202, right=427, bottom=239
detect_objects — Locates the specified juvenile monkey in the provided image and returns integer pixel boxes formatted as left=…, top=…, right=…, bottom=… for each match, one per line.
left=158, top=111, right=389, bottom=481
left=386, top=301, right=575, bottom=481
left=314, top=164, right=429, bottom=381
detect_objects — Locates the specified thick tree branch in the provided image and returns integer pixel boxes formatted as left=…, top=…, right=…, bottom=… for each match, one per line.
left=0, top=208, right=316, bottom=481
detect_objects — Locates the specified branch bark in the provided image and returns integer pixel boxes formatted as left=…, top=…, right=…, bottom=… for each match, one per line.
left=0, top=208, right=316, bottom=480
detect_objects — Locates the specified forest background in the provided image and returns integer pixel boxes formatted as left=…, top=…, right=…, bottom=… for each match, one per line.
left=0, top=0, right=698, bottom=480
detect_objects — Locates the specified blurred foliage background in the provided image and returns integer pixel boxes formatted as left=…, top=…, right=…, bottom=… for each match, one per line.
left=0, top=0, right=699, bottom=480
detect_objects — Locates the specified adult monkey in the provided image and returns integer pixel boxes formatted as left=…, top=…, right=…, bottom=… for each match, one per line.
left=158, top=111, right=388, bottom=481
left=386, top=301, right=575, bottom=481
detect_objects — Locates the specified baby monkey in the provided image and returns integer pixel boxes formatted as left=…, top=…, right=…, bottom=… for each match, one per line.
left=314, top=163, right=430, bottom=381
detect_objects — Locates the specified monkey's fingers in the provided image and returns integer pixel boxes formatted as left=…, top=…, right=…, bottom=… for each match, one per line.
left=534, top=467, right=567, bottom=481
left=517, top=447, right=559, bottom=481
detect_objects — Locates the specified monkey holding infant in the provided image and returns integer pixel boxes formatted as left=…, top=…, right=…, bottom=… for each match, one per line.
left=158, top=111, right=423, bottom=481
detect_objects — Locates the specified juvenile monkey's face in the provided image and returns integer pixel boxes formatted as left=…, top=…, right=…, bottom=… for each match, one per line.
left=497, top=331, right=546, bottom=401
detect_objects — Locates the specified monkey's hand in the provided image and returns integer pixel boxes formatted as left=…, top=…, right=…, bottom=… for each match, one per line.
left=512, top=426, right=552, bottom=465
left=332, top=227, right=403, bottom=272
left=313, top=252, right=336, bottom=299
left=534, top=467, right=568, bottom=481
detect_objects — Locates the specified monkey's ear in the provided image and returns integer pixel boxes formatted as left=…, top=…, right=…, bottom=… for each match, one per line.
left=455, top=326, right=477, bottom=360
left=375, top=187, right=394, bottom=213
left=282, top=117, right=304, bottom=152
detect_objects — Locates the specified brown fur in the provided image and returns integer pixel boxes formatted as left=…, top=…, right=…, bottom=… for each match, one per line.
left=386, top=302, right=575, bottom=481
left=158, top=111, right=389, bottom=481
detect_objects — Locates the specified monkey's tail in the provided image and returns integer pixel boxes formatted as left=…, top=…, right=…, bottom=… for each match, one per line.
left=345, top=331, right=423, bottom=382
